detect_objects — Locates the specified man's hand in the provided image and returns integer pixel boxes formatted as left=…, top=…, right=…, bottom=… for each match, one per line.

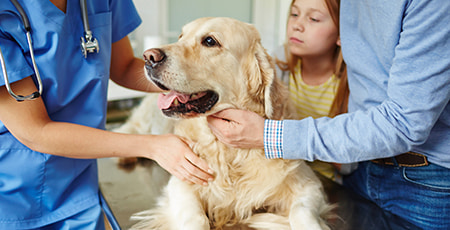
left=207, top=109, right=265, bottom=149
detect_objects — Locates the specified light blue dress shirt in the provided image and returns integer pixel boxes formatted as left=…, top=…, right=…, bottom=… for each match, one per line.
left=265, top=0, right=450, bottom=168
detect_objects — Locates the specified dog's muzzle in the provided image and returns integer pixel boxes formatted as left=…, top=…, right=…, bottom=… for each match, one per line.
left=144, top=48, right=166, bottom=68
left=143, top=48, right=170, bottom=90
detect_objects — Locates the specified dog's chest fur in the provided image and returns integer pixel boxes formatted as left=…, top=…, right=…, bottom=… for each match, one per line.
left=174, top=117, right=303, bottom=226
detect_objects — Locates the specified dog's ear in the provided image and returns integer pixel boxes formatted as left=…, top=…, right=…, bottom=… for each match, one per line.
left=246, top=41, right=288, bottom=120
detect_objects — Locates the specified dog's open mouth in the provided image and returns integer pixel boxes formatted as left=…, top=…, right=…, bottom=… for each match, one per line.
left=157, top=90, right=219, bottom=117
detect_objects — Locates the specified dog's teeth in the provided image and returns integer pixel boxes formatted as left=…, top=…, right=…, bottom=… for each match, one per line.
left=173, top=98, right=179, bottom=106
left=191, top=93, right=197, bottom=99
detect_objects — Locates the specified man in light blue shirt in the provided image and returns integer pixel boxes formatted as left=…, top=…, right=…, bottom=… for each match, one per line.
left=207, top=1, right=449, bottom=229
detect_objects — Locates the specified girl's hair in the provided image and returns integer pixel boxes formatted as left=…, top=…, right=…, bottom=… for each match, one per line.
left=276, top=0, right=348, bottom=117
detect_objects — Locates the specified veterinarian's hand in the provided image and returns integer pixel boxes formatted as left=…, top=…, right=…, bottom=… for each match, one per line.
left=207, top=109, right=265, bottom=149
left=150, top=134, right=214, bottom=185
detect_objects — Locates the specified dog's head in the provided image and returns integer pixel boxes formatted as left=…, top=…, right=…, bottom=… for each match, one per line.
left=143, top=17, right=287, bottom=120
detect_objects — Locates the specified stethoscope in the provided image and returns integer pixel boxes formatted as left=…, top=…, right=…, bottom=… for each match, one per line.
left=0, top=0, right=99, bottom=102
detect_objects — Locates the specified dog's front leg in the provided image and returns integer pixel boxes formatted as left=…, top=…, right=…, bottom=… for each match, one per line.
left=166, top=177, right=210, bottom=230
left=289, top=183, right=331, bottom=230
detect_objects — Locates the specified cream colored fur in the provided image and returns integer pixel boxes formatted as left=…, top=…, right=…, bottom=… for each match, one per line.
left=123, top=17, right=332, bottom=230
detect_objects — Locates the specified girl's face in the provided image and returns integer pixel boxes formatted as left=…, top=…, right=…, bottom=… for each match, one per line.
left=287, top=0, right=339, bottom=59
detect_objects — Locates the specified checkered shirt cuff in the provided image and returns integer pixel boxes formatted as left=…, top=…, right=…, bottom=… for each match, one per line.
left=264, top=119, right=284, bottom=159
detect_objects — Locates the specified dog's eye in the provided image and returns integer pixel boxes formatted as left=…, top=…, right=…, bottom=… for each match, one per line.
left=202, top=36, right=219, bottom=47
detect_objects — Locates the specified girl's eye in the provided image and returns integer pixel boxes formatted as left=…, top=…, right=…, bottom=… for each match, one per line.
left=202, top=36, right=219, bottom=47
left=310, top=17, right=320, bottom=22
left=290, top=13, right=298, bottom=17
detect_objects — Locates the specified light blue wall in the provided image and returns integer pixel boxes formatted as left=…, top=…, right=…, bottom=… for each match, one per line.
left=167, top=0, right=253, bottom=42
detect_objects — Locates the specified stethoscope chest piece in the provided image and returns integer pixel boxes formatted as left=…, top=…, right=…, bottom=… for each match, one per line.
left=80, top=31, right=99, bottom=58
left=79, top=0, right=99, bottom=58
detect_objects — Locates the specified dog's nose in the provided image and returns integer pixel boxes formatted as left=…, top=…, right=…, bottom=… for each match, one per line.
left=143, top=48, right=166, bottom=68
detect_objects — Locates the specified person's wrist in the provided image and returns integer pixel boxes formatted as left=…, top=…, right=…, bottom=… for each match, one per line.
left=263, top=119, right=283, bottom=159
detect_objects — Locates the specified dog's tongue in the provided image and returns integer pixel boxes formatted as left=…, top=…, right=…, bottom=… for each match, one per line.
left=157, top=91, right=191, bottom=109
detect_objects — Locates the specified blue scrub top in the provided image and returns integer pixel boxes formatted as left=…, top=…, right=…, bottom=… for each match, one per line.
left=0, top=0, right=141, bottom=228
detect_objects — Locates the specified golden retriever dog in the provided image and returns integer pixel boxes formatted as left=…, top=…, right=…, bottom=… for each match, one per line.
left=125, top=17, right=332, bottom=230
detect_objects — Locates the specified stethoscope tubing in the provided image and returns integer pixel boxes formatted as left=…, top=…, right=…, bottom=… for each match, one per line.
left=1, top=0, right=43, bottom=101
left=1, top=0, right=99, bottom=101
left=9, top=0, right=30, bottom=30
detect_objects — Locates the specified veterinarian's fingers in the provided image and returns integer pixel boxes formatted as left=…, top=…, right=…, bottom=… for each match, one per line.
left=182, top=168, right=207, bottom=186
left=172, top=171, right=194, bottom=185
left=178, top=163, right=209, bottom=185
left=184, top=151, right=215, bottom=184
left=179, top=136, right=195, bottom=149
left=177, top=136, right=215, bottom=176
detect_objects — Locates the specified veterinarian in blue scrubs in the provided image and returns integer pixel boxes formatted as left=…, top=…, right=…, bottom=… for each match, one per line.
left=0, top=0, right=213, bottom=229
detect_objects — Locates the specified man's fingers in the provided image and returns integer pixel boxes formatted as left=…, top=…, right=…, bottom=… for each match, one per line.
left=209, top=109, right=239, bottom=122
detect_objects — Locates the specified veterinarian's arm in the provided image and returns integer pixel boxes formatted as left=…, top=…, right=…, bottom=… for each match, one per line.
left=0, top=78, right=214, bottom=185
left=109, top=36, right=162, bottom=93
left=207, top=109, right=265, bottom=149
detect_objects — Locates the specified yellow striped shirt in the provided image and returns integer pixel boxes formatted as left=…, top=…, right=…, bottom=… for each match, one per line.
left=289, top=63, right=340, bottom=119
left=289, top=62, right=341, bottom=181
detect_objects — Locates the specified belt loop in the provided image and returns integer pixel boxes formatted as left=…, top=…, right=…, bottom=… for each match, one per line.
left=391, top=157, right=399, bottom=167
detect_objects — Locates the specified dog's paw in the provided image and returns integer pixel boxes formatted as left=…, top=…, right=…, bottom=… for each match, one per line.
left=290, top=207, right=330, bottom=230
left=179, top=215, right=210, bottom=230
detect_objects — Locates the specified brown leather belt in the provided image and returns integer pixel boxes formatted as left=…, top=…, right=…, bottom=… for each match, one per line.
left=371, top=152, right=428, bottom=167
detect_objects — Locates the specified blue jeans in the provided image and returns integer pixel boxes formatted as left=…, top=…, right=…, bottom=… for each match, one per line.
left=344, top=161, right=450, bottom=230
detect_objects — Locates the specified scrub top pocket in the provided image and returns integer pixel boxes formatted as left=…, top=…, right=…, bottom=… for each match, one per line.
left=0, top=147, right=46, bottom=221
